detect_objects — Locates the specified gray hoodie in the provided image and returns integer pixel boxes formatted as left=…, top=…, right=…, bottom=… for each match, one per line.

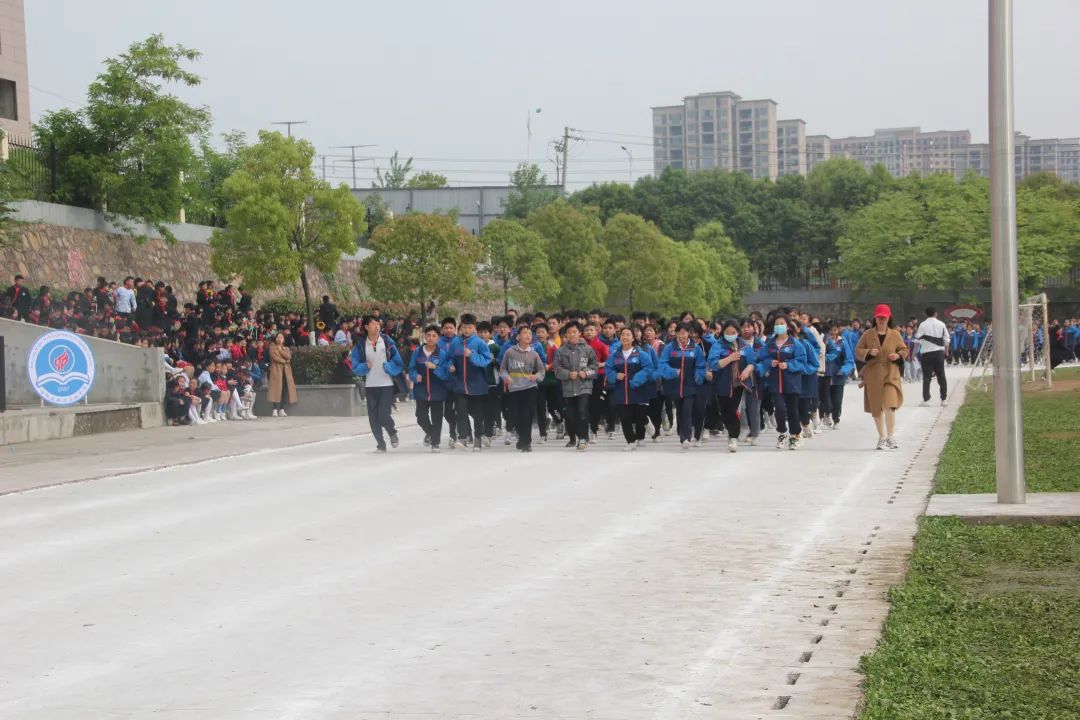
left=554, top=340, right=598, bottom=397
left=499, top=344, right=545, bottom=392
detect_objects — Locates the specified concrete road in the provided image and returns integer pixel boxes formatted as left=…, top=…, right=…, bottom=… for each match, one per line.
left=0, top=374, right=964, bottom=719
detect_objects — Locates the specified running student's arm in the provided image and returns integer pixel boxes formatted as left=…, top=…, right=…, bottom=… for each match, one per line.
left=531, top=351, right=545, bottom=381
left=657, top=344, right=679, bottom=380
left=693, top=347, right=707, bottom=385
left=383, top=344, right=404, bottom=376
left=553, top=347, right=571, bottom=381
left=583, top=347, right=599, bottom=378
left=787, top=341, right=808, bottom=374
left=630, top=351, right=653, bottom=388
left=349, top=344, right=369, bottom=377
left=468, top=339, right=493, bottom=368
left=603, top=351, right=619, bottom=387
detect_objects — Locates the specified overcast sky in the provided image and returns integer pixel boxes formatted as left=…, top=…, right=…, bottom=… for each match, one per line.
left=25, top=0, right=1080, bottom=188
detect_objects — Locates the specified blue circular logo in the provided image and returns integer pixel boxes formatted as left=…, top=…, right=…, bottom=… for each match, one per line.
left=27, top=331, right=96, bottom=406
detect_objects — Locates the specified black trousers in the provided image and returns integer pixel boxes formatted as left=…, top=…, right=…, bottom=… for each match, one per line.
left=798, top=396, right=813, bottom=427
left=647, top=396, right=664, bottom=438
left=692, top=389, right=711, bottom=440
left=482, top=390, right=499, bottom=438
left=616, top=404, right=647, bottom=443
left=674, top=395, right=695, bottom=442
left=564, top=393, right=590, bottom=443
left=920, top=351, right=948, bottom=401
left=444, top=392, right=457, bottom=441
left=508, top=387, right=538, bottom=448
left=772, top=391, right=801, bottom=436
left=827, top=383, right=844, bottom=423
left=589, top=379, right=607, bottom=434
left=455, top=393, right=484, bottom=442
left=716, top=388, right=744, bottom=439
left=415, top=398, right=444, bottom=448
left=366, top=385, right=398, bottom=449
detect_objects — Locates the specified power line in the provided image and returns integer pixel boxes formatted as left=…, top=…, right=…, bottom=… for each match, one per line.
left=30, top=84, right=82, bottom=106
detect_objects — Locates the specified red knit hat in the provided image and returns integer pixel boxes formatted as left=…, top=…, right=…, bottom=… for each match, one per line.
left=874, top=303, right=892, bottom=319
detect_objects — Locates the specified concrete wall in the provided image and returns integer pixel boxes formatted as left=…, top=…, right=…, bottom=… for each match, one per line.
left=352, top=186, right=561, bottom=236
left=1, top=317, right=165, bottom=406
left=1, top=201, right=370, bottom=303
left=253, top=384, right=365, bottom=417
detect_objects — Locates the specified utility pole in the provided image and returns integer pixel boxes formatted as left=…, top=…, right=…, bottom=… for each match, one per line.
left=271, top=120, right=308, bottom=138
left=330, top=144, right=376, bottom=190
left=556, top=126, right=583, bottom=195
left=989, top=0, right=1025, bottom=504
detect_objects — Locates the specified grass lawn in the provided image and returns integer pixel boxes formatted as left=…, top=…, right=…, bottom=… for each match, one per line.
left=933, top=367, right=1080, bottom=494
left=859, top=518, right=1080, bottom=719
left=859, top=366, right=1080, bottom=719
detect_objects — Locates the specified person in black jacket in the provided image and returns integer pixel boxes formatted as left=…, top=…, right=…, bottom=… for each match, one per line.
left=4, top=274, right=32, bottom=318
left=318, top=296, right=338, bottom=328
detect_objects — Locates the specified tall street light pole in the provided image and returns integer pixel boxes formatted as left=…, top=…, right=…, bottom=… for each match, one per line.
left=989, top=0, right=1025, bottom=504
left=620, top=145, right=633, bottom=185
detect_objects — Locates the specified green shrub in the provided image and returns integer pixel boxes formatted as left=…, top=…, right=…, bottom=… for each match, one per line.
left=290, top=346, right=352, bottom=385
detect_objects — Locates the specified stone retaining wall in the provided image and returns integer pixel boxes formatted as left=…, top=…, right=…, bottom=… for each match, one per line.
left=1, top=222, right=368, bottom=304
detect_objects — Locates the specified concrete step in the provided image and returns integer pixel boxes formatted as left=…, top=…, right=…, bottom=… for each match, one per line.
left=0, top=402, right=163, bottom=446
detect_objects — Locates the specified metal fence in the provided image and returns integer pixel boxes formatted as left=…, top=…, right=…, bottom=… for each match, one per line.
left=3, top=134, right=57, bottom=202
left=756, top=269, right=851, bottom=292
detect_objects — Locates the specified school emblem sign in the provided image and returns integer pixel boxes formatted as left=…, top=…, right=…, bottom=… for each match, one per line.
left=27, top=331, right=96, bottom=406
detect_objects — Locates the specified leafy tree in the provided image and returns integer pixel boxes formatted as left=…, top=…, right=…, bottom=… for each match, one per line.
left=836, top=192, right=923, bottom=294
left=0, top=144, right=19, bottom=247
left=692, top=222, right=755, bottom=310
left=34, top=34, right=211, bottom=241
left=480, top=219, right=559, bottom=313
left=210, top=131, right=366, bottom=340
left=406, top=171, right=448, bottom=189
left=373, top=151, right=414, bottom=189
left=184, top=130, right=246, bottom=227
left=360, top=212, right=483, bottom=320
left=1016, top=186, right=1080, bottom=293
left=670, top=241, right=724, bottom=317
left=360, top=194, right=392, bottom=246
left=503, top=163, right=558, bottom=219
left=572, top=182, right=637, bottom=223
left=601, top=213, right=677, bottom=313
left=526, top=200, right=608, bottom=309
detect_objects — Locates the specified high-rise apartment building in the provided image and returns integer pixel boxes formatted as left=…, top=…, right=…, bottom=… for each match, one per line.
left=777, top=119, right=807, bottom=177
left=653, top=92, right=778, bottom=181
left=652, top=88, right=1079, bottom=184
left=0, top=0, right=30, bottom=139
left=805, top=134, right=832, bottom=172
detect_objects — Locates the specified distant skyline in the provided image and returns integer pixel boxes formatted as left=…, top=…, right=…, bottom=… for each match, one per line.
left=25, top=0, right=1080, bottom=188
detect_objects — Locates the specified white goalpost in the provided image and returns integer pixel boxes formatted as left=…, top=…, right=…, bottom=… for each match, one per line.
left=969, top=292, right=1052, bottom=391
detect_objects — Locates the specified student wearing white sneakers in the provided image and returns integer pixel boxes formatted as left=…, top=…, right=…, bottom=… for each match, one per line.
left=915, top=306, right=950, bottom=407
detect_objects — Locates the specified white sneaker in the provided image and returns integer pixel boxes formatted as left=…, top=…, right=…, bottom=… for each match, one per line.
left=279, top=409, right=287, bottom=418
left=804, top=424, right=814, bottom=439
left=608, top=431, right=615, bottom=440
left=700, top=434, right=709, bottom=444
left=832, top=421, right=840, bottom=430
left=728, top=438, right=738, bottom=453
left=272, top=409, right=279, bottom=417
left=484, top=436, right=493, bottom=448
left=635, top=439, right=643, bottom=447
left=775, top=434, right=787, bottom=450
left=692, top=439, right=701, bottom=448
left=681, top=440, right=691, bottom=450
left=886, top=437, right=900, bottom=450
left=876, top=438, right=888, bottom=451
left=624, top=443, right=636, bottom=452
left=941, top=398, right=948, bottom=407
left=920, top=400, right=930, bottom=407
left=742, top=436, right=753, bottom=446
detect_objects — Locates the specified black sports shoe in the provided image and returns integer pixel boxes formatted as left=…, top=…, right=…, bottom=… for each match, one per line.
left=423, top=434, right=431, bottom=447
left=390, top=433, right=400, bottom=449
left=564, top=438, right=576, bottom=448
left=375, top=446, right=387, bottom=453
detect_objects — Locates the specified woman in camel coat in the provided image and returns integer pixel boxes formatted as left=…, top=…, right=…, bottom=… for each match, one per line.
left=855, top=303, right=909, bottom=450
left=268, top=332, right=298, bottom=416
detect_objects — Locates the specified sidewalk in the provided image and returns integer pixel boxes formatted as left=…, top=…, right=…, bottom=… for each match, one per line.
left=0, top=409, right=416, bottom=496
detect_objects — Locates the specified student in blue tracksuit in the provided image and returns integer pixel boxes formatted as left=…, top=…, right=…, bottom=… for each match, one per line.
left=438, top=317, right=459, bottom=444
left=793, top=320, right=821, bottom=440
left=641, top=324, right=666, bottom=441
left=820, top=322, right=853, bottom=428
left=689, top=324, right=714, bottom=444
left=445, top=313, right=493, bottom=451
left=351, top=316, right=406, bottom=452
left=605, top=326, right=656, bottom=450
left=951, top=321, right=966, bottom=364
left=658, top=323, right=707, bottom=449
left=758, top=314, right=808, bottom=451
left=407, top=324, right=451, bottom=451
left=707, top=319, right=758, bottom=453
left=739, top=318, right=766, bottom=444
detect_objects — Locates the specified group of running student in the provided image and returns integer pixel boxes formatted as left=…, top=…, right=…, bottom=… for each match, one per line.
left=351, top=307, right=862, bottom=454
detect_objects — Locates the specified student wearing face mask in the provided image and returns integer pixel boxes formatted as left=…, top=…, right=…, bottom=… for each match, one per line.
left=707, top=320, right=758, bottom=452
left=758, top=314, right=808, bottom=451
